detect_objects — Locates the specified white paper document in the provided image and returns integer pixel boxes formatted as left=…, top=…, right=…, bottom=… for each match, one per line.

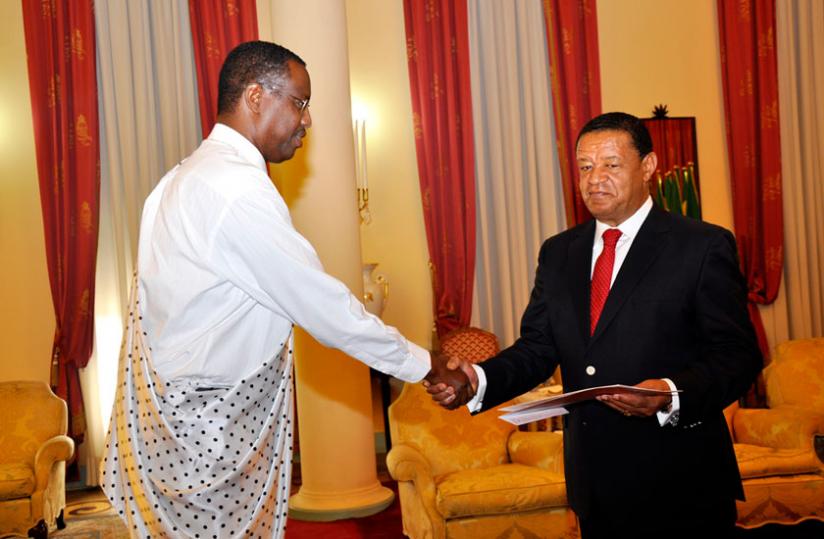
left=498, top=384, right=681, bottom=426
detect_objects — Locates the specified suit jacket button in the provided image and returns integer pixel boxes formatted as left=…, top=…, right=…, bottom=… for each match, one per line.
left=585, top=365, right=596, bottom=375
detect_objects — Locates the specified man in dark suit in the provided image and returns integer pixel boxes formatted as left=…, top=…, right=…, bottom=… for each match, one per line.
left=427, top=112, right=762, bottom=537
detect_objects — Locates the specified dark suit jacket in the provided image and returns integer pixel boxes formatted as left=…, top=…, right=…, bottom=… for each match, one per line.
left=478, top=206, right=762, bottom=525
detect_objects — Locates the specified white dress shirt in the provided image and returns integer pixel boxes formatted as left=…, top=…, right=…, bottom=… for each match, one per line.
left=138, top=123, right=430, bottom=387
left=468, top=197, right=679, bottom=425
left=103, top=124, right=432, bottom=538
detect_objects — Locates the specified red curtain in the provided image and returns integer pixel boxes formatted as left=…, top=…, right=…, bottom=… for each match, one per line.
left=543, top=0, right=602, bottom=227
left=189, top=0, right=258, bottom=138
left=403, top=0, right=476, bottom=338
left=21, top=0, right=100, bottom=451
left=717, top=0, right=783, bottom=367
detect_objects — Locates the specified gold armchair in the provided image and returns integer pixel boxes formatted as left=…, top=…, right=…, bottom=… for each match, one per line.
left=387, top=327, right=577, bottom=538
left=727, top=338, right=824, bottom=528
left=0, top=381, right=74, bottom=539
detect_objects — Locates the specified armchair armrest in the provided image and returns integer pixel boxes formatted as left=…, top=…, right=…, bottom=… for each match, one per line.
left=387, top=443, right=434, bottom=485
left=733, top=407, right=824, bottom=452
left=386, top=443, right=445, bottom=538
left=33, top=435, right=74, bottom=491
left=507, top=431, right=564, bottom=474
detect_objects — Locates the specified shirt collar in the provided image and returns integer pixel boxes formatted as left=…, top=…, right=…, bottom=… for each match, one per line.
left=594, top=196, right=653, bottom=242
left=208, top=123, right=268, bottom=173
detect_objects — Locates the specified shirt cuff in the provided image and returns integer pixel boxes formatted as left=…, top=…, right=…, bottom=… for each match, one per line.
left=656, top=377, right=680, bottom=426
left=394, top=341, right=432, bottom=383
left=466, top=364, right=487, bottom=413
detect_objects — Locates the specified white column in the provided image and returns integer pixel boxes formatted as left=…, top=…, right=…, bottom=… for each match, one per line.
left=258, top=0, right=394, bottom=521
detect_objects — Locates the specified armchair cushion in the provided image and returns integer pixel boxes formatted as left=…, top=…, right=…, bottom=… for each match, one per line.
left=734, top=444, right=821, bottom=479
left=0, top=463, right=35, bottom=501
left=435, top=464, right=566, bottom=518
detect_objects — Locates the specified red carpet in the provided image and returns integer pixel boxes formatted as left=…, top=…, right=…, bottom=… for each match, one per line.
left=285, top=481, right=404, bottom=538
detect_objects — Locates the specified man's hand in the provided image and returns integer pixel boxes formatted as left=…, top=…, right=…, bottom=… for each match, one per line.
left=422, top=352, right=478, bottom=410
left=596, top=378, right=672, bottom=418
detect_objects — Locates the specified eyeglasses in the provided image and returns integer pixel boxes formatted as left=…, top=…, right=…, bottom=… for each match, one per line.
left=257, top=80, right=311, bottom=117
left=268, top=86, right=310, bottom=115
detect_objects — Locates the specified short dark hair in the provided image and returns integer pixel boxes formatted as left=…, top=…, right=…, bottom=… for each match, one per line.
left=576, top=112, right=653, bottom=157
left=217, top=41, right=306, bottom=114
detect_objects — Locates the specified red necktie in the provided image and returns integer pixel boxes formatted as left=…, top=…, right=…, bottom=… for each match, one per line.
left=590, top=228, right=622, bottom=335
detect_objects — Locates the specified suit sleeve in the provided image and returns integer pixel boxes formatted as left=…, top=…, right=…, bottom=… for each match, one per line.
left=477, top=240, right=560, bottom=411
left=670, top=228, right=763, bottom=424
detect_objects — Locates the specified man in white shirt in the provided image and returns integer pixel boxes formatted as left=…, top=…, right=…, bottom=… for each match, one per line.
left=102, top=40, right=470, bottom=538
left=428, top=112, right=762, bottom=538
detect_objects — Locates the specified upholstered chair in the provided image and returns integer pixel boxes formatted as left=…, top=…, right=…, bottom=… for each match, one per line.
left=387, top=327, right=578, bottom=539
left=727, top=337, right=824, bottom=528
left=439, top=326, right=501, bottom=365
left=0, top=381, right=74, bottom=539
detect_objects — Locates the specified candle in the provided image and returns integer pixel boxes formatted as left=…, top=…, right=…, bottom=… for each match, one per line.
left=360, top=119, right=368, bottom=190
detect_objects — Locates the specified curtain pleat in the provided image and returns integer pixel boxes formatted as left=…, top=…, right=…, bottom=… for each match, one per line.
left=21, top=0, right=100, bottom=470
left=717, top=0, right=784, bottom=405
left=542, top=0, right=602, bottom=227
left=189, top=0, right=258, bottom=137
left=403, top=0, right=477, bottom=338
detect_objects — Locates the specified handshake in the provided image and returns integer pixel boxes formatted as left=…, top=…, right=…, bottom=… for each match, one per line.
left=422, top=352, right=479, bottom=410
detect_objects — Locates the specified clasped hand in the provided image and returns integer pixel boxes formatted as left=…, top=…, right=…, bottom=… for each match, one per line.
left=422, top=351, right=478, bottom=410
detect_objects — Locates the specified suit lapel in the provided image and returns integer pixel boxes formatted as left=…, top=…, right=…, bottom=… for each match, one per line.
left=590, top=207, right=672, bottom=343
left=567, top=221, right=595, bottom=346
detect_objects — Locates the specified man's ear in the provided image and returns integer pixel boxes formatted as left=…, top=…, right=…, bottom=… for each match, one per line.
left=243, top=83, right=264, bottom=114
left=642, top=151, right=658, bottom=181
